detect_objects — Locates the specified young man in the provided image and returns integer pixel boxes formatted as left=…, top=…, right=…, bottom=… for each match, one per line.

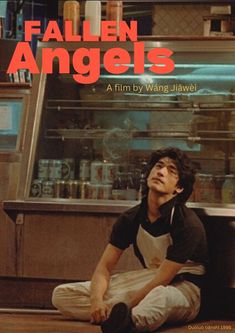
left=52, top=147, right=208, bottom=333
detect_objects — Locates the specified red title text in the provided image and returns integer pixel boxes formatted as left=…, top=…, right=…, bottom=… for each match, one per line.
left=7, top=20, right=175, bottom=84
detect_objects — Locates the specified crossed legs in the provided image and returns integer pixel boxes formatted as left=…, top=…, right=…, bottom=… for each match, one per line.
left=52, top=269, right=200, bottom=332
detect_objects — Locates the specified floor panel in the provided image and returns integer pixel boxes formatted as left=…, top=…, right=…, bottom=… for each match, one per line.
left=0, top=312, right=234, bottom=333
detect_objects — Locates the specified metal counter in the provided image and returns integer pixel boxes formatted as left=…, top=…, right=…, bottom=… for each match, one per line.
left=3, top=199, right=235, bottom=217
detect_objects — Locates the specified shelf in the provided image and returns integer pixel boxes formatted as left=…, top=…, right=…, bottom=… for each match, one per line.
left=45, top=128, right=235, bottom=141
left=45, top=128, right=190, bottom=139
left=46, top=99, right=235, bottom=112
left=0, top=83, right=31, bottom=89
left=0, top=152, right=22, bottom=162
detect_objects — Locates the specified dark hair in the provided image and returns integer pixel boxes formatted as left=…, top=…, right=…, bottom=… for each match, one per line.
left=143, top=147, right=196, bottom=203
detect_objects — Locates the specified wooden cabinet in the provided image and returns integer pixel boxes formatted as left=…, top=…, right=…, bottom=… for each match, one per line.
left=0, top=207, right=16, bottom=276
left=0, top=83, right=30, bottom=276
left=10, top=210, right=140, bottom=280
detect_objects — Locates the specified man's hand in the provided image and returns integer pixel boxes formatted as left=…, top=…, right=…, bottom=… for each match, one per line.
left=90, top=300, right=112, bottom=324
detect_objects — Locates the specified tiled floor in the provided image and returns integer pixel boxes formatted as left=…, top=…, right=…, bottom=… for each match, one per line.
left=0, top=311, right=234, bottom=333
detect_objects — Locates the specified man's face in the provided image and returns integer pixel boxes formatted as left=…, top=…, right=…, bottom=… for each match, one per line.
left=147, top=157, right=183, bottom=197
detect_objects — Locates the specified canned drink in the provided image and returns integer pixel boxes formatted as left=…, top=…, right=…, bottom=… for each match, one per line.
left=65, top=180, right=79, bottom=198
left=126, top=188, right=137, bottom=201
left=79, top=159, right=90, bottom=181
left=54, top=180, right=66, bottom=198
left=78, top=180, right=90, bottom=199
left=88, top=184, right=101, bottom=199
left=102, top=162, right=117, bottom=184
left=100, top=184, right=112, bottom=199
left=112, top=188, right=126, bottom=200
left=42, top=180, right=54, bottom=198
left=30, top=179, right=42, bottom=197
left=38, top=159, right=49, bottom=180
left=48, top=159, right=62, bottom=180
left=91, top=160, right=103, bottom=184
left=61, top=158, right=75, bottom=180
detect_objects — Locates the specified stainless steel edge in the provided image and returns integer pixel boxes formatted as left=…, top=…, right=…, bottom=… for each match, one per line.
left=3, top=199, right=235, bottom=217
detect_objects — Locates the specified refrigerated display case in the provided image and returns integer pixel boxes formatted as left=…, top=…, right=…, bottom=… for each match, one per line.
left=15, top=38, right=235, bottom=208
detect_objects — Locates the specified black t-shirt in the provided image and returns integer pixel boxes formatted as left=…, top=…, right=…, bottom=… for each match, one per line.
left=110, top=197, right=208, bottom=268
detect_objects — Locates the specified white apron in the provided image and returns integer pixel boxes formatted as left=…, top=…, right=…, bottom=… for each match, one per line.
left=136, top=207, right=205, bottom=275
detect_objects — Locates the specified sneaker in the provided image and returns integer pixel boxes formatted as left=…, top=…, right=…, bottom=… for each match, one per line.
left=101, top=302, right=134, bottom=333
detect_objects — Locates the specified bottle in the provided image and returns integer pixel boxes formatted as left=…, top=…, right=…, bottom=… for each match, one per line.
left=106, top=1, right=123, bottom=21
left=81, top=145, right=93, bottom=160
left=126, top=172, right=137, bottom=200
left=137, top=159, right=148, bottom=201
left=214, top=175, right=225, bottom=203
left=0, top=18, right=4, bottom=39
left=194, top=173, right=202, bottom=202
left=77, top=145, right=93, bottom=181
left=106, top=1, right=123, bottom=35
left=221, top=175, right=235, bottom=204
left=112, top=172, right=126, bottom=200
left=138, top=172, right=146, bottom=201
left=63, top=1, right=80, bottom=35
left=85, top=1, right=101, bottom=36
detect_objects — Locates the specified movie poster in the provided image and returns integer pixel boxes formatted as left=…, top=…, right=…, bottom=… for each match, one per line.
left=0, top=1, right=234, bottom=332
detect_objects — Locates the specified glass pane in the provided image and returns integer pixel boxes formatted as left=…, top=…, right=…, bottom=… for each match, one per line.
left=27, top=41, right=235, bottom=205
left=0, top=99, right=22, bottom=150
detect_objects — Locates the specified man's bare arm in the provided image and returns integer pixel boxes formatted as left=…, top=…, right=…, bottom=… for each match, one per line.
left=90, top=244, right=123, bottom=323
left=129, top=259, right=183, bottom=308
